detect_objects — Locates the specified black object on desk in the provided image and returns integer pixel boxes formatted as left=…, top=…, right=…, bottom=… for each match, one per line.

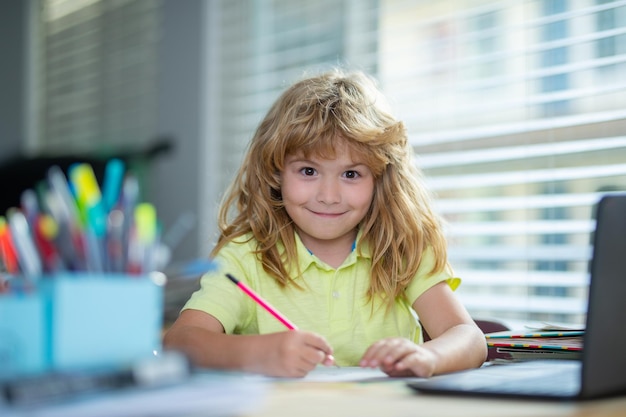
left=1, top=351, right=191, bottom=406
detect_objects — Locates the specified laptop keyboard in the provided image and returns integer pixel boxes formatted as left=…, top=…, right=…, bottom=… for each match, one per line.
left=473, top=365, right=580, bottom=396
left=410, top=360, right=582, bottom=398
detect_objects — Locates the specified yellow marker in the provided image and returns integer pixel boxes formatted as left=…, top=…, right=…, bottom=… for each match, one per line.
left=70, top=164, right=102, bottom=208
left=69, top=163, right=107, bottom=237
left=135, top=203, right=157, bottom=244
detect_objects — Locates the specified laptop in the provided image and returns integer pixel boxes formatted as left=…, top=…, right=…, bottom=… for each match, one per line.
left=408, top=194, right=626, bottom=400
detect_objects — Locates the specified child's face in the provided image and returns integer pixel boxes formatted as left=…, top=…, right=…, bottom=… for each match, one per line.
left=280, top=144, right=374, bottom=252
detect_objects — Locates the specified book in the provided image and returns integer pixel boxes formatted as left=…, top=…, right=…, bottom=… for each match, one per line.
left=485, top=326, right=584, bottom=360
left=486, top=331, right=583, bottom=350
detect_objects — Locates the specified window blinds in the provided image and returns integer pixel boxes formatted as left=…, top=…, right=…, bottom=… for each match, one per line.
left=211, top=0, right=626, bottom=325
left=35, top=0, right=626, bottom=325
left=380, top=0, right=626, bottom=324
left=36, top=0, right=161, bottom=154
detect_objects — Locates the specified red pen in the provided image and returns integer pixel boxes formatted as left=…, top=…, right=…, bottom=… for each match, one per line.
left=34, top=214, right=64, bottom=273
left=0, top=217, right=19, bottom=274
left=225, top=273, right=298, bottom=330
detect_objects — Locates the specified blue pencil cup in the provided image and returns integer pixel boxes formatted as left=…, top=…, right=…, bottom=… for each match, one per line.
left=0, top=291, right=46, bottom=375
left=0, top=273, right=164, bottom=376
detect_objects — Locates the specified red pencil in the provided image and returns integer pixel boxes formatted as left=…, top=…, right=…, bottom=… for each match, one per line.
left=225, top=273, right=298, bottom=330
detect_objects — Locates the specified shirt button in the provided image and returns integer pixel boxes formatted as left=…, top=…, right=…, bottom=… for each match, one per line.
left=332, top=291, right=340, bottom=299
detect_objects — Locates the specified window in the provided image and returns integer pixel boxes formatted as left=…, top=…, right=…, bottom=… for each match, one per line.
left=33, top=0, right=626, bottom=326
left=34, top=0, right=161, bottom=153
left=210, top=0, right=626, bottom=326
left=380, top=0, right=626, bottom=325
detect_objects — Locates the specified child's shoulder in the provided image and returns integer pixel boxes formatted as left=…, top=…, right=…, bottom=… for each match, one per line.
left=218, top=232, right=274, bottom=259
left=222, top=232, right=258, bottom=251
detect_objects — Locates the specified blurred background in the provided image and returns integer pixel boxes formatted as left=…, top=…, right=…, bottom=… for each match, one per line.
left=1, top=0, right=625, bottom=326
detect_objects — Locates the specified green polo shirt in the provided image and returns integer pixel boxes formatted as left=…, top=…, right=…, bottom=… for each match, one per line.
left=183, top=232, right=460, bottom=367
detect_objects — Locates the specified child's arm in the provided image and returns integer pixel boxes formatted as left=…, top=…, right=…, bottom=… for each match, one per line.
left=163, top=309, right=334, bottom=377
left=359, top=281, right=487, bottom=377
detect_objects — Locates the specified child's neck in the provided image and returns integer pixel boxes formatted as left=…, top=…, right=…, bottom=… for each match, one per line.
left=313, top=246, right=351, bottom=269
left=300, top=232, right=357, bottom=269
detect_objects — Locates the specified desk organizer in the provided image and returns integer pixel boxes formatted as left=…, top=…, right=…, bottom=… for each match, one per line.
left=0, top=273, right=164, bottom=376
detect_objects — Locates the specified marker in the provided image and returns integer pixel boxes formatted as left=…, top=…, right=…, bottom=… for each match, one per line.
left=0, top=216, right=19, bottom=274
left=69, top=163, right=107, bottom=237
left=121, top=175, right=140, bottom=271
left=134, top=202, right=158, bottom=273
left=102, top=158, right=125, bottom=212
left=7, top=209, right=42, bottom=279
left=225, top=273, right=298, bottom=330
left=43, top=188, right=84, bottom=271
left=33, top=213, right=64, bottom=273
left=47, top=166, right=87, bottom=270
left=106, top=209, right=125, bottom=273
left=20, top=189, right=40, bottom=233
left=69, top=163, right=107, bottom=272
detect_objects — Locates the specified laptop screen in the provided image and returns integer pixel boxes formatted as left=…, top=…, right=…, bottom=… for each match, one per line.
left=581, top=194, right=626, bottom=398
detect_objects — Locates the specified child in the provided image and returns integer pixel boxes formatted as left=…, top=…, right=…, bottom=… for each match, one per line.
left=163, top=69, right=487, bottom=378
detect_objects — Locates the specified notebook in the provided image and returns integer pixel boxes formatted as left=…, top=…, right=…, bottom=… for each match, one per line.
left=408, top=194, right=626, bottom=400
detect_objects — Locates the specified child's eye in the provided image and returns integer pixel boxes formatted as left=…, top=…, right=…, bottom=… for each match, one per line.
left=300, top=167, right=316, bottom=176
left=344, top=170, right=360, bottom=179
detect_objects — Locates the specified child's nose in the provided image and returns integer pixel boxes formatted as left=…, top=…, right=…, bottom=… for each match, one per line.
left=316, top=178, right=341, bottom=204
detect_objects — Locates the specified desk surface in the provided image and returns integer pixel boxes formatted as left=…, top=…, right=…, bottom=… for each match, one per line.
left=3, top=367, right=625, bottom=416
left=247, top=380, right=626, bottom=417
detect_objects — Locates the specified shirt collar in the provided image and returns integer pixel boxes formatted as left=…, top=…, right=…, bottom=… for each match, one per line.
left=290, top=229, right=371, bottom=276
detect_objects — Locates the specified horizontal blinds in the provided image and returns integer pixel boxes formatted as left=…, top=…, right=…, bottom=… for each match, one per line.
left=214, top=0, right=379, bottom=193
left=211, top=0, right=626, bottom=325
left=37, top=0, right=161, bottom=153
left=380, top=0, right=626, bottom=324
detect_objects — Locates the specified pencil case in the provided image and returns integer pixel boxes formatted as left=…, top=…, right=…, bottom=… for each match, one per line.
left=0, top=273, right=164, bottom=377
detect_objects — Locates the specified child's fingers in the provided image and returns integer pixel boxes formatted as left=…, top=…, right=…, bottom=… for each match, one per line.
left=359, top=338, right=408, bottom=367
left=322, top=354, right=336, bottom=367
left=276, top=331, right=334, bottom=375
left=392, top=348, right=437, bottom=378
left=301, top=332, right=334, bottom=364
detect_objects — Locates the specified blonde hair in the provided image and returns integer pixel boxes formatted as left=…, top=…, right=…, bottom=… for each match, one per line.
left=212, top=69, right=448, bottom=305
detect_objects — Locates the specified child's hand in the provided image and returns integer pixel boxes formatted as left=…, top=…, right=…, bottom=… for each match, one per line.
left=252, top=330, right=334, bottom=378
left=359, top=337, right=436, bottom=377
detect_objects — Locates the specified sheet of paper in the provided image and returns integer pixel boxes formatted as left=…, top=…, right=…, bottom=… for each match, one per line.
left=246, top=366, right=399, bottom=383
left=303, top=366, right=391, bottom=382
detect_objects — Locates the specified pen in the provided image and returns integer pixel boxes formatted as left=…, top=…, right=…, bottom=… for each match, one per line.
left=69, top=163, right=107, bottom=272
left=20, top=189, right=40, bottom=233
left=33, top=213, right=65, bottom=273
left=106, top=208, right=125, bottom=273
left=47, top=165, right=87, bottom=270
left=225, top=273, right=298, bottom=330
left=121, top=175, right=140, bottom=271
left=0, top=216, right=19, bottom=274
left=7, top=209, right=43, bottom=279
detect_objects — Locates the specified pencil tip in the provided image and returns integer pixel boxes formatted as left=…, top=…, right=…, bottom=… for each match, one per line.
left=225, top=273, right=238, bottom=284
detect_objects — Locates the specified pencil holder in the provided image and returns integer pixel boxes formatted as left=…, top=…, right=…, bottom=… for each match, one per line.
left=0, top=273, right=164, bottom=376
left=0, top=290, right=46, bottom=375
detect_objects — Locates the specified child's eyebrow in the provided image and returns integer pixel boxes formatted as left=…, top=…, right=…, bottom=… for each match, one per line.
left=285, top=157, right=314, bottom=164
left=346, top=162, right=368, bottom=168
left=285, top=153, right=369, bottom=169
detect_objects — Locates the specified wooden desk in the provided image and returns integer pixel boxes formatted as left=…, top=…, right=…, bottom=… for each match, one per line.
left=247, top=379, right=626, bottom=417
left=2, top=367, right=624, bottom=416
